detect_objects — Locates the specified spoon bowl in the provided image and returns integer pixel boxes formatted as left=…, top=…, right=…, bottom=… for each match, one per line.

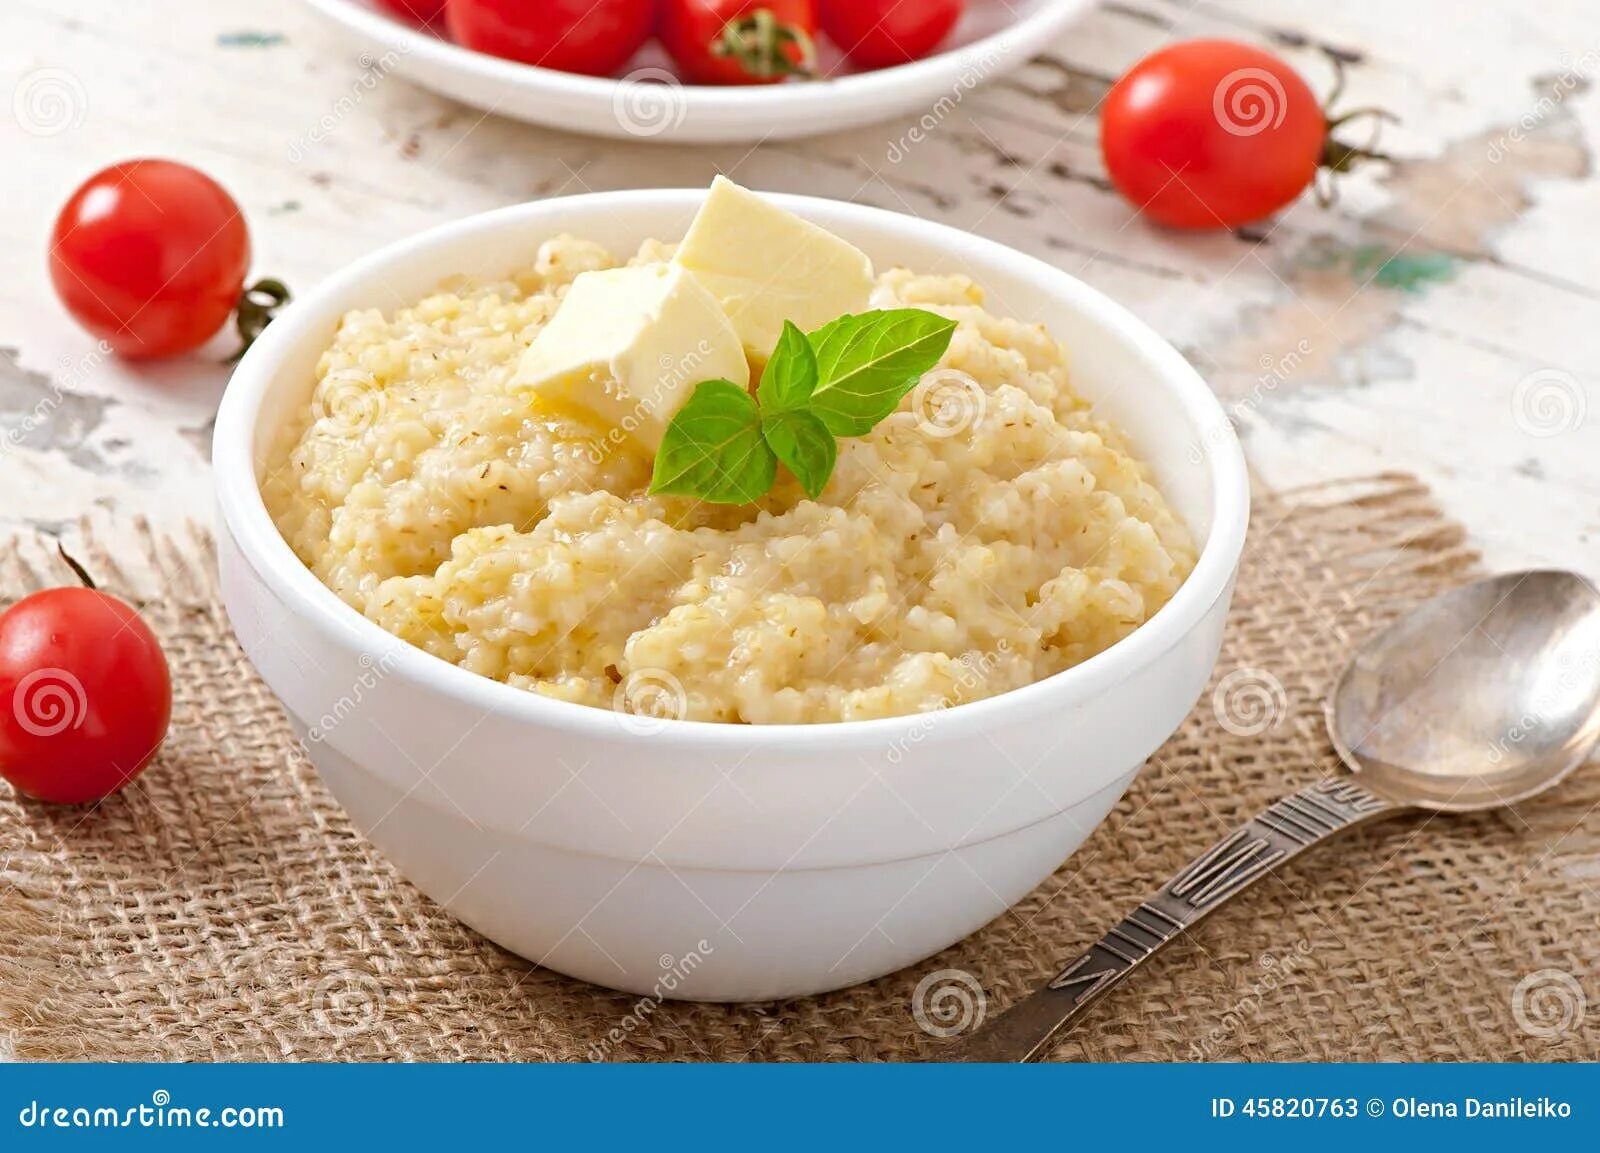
left=1329, top=570, right=1600, bottom=811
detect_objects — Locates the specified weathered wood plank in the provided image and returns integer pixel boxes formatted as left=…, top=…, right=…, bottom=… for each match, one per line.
left=0, top=0, right=1594, bottom=572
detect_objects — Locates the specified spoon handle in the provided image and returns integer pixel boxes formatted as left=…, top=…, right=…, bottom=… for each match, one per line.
left=941, top=776, right=1400, bottom=1062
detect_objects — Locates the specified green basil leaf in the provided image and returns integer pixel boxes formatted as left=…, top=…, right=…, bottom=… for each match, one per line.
left=806, top=309, right=958, bottom=437
left=761, top=408, right=836, bottom=500
left=648, top=379, right=777, bottom=505
left=756, top=320, right=818, bottom=412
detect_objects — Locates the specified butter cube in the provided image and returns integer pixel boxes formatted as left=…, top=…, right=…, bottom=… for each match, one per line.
left=512, top=263, right=749, bottom=453
left=673, top=176, right=875, bottom=358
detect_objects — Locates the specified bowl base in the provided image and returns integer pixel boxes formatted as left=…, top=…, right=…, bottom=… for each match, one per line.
left=300, top=724, right=1138, bottom=1002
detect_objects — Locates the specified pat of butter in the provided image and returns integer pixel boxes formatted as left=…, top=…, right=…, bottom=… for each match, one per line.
left=512, top=263, right=749, bottom=453
left=673, top=176, right=875, bottom=357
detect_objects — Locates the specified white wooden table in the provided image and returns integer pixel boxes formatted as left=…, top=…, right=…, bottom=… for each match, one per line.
left=2, top=0, right=1595, bottom=574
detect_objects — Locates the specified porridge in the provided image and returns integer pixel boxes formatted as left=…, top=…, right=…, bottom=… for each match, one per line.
left=264, top=180, right=1195, bottom=724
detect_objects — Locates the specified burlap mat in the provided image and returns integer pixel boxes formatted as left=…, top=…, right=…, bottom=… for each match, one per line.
left=2, top=473, right=1596, bottom=1061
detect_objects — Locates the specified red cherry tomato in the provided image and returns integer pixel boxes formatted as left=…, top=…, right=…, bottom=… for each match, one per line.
left=446, top=0, right=655, bottom=76
left=820, top=0, right=962, bottom=69
left=1100, top=39, right=1327, bottom=229
left=660, top=0, right=817, bottom=85
left=0, top=587, right=172, bottom=805
left=373, top=0, right=447, bottom=22
left=49, top=159, right=251, bottom=359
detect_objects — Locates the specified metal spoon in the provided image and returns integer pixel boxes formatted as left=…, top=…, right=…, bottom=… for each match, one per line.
left=945, top=570, right=1600, bottom=1062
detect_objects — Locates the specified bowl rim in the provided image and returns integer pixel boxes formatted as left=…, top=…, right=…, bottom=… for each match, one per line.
left=299, top=0, right=1092, bottom=111
left=214, top=188, right=1250, bottom=752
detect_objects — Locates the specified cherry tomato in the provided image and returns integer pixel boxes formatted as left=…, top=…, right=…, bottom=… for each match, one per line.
left=660, top=0, right=817, bottom=85
left=446, top=0, right=655, bottom=76
left=820, top=0, right=962, bottom=69
left=49, top=159, right=251, bottom=359
left=1100, top=39, right=1326, bottom=229
left=0, top=587, right=172, bottom=805
left=373, top=0, right=447, bottom=22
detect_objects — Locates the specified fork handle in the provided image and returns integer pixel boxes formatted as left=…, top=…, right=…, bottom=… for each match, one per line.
left=942, top=776, right=1400, bottom=1062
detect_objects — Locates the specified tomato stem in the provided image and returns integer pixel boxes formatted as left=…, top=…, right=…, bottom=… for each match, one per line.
left=228, top=277, right=293, bottom=364
left=712, top=8, right=816, bottom=80
left=1316, top=51, right=1399, bottom=201
left=57, top=543, right=96, bottom=590
left=1326, top=106, right=1397, bottom=132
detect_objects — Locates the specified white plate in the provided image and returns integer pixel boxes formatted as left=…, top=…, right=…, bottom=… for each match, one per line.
left=300, top=0, right=1094, bottom=143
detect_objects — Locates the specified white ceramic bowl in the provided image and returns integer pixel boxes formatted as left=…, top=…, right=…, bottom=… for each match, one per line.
left=300, top=0, right=1094, bottom=143
left=214, top=189, right=1249, bottom=1001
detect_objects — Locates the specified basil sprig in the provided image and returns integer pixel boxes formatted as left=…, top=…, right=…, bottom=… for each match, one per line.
left=648, top=308, right=957, bottom=504
left=649, top=379, right=775, bottom=504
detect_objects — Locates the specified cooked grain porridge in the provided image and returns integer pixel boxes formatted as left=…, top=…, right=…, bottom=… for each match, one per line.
left=264, top=233, right=1196, bottom=724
